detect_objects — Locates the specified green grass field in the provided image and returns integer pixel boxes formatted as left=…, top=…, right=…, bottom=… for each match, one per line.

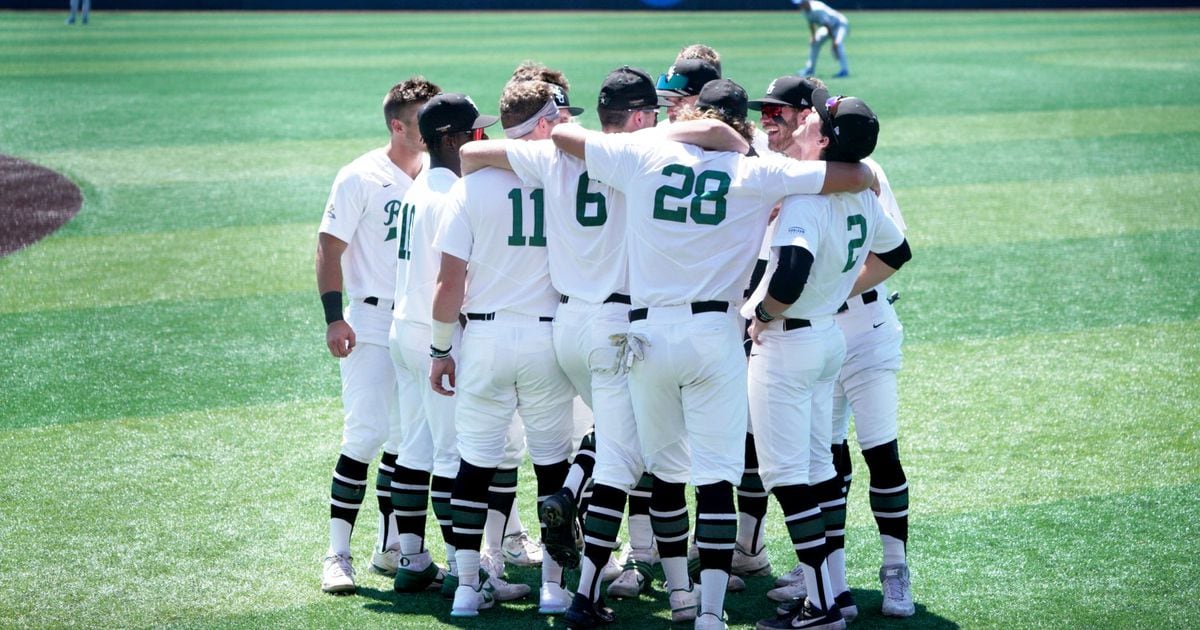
left=1, top=8, right=1198, bottom=629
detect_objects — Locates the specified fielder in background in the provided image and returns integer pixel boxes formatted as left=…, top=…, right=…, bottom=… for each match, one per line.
left=794, top=0, right=852, bottom=78
left=743, top=90, right=910, bottom=630
left=551, top=79, right=876, bottom=630
left=315, top=77, right=439, bottom=594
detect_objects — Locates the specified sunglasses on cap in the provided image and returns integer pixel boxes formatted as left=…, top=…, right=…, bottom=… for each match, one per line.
left=821, top=95, right=845, bottom=144
left=657, top=72, right=690, bottom=92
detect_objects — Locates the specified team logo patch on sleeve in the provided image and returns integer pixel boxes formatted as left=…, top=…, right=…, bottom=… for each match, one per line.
left=325, top=204, right=336, bottom=220
left=788, top=226, right=806, bottom=235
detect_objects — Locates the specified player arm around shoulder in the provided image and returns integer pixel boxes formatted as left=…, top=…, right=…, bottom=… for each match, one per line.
left=654, top=118, right=752, bottom=154
left=316, top=233, right=354, bottom=358
left=459, top=139, right=513, bottom=175
left=550, top=122, right=592, bottom=160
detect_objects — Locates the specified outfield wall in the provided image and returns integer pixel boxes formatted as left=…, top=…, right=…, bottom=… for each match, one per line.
left=8, top=0, right=1200, bottom=9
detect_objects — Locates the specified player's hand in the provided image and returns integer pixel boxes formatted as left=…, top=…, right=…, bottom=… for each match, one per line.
left=326, top=320, right=356, bottom=358
left=747, top=318, right=769, bottom=345
left=430, top=356, right=456, bottom=396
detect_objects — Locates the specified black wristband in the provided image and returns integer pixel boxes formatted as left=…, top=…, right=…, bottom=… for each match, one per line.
left=430, top=345, right=451, bottom=359
left=754, top=302, right=776, bottom=323
left=321, top=291, right=344, bottom=325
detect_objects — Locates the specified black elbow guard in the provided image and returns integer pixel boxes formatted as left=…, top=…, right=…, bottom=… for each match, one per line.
left=745, top=258, right=768, bottom=299
left=876, top=239, right=911, bottom=270
left=767, top=246, right=814, bottom=305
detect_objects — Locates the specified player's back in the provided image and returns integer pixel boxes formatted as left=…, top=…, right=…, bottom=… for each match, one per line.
left=507, top=140, right=628, bottom=303
left=439, top=166, right=558, bottom=317
left=588, top=136, right=823, bottom=307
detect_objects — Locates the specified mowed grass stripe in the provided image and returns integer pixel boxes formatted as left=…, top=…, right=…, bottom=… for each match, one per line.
left=0, top=222, right=315, bottom=314
left=0, top=292, right=332, bottom=429
left=896, top=320, right=1199, bottom=513
left=879, top=228, right=1197, bottom=342
left=901, top=172, right=1200, bottom=246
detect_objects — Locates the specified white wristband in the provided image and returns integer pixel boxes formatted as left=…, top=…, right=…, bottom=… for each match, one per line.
left=430, top=319, right=455, bottom=351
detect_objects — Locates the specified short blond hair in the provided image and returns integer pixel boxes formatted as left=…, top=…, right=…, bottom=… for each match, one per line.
left=500, top=80, right=555, bottom=129
left=676, top=44, right=722, bottom=75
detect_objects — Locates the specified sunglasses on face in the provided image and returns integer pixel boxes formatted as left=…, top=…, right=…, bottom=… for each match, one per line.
left=760, top=104, right=789, bottom=119
left=472, top=127, right=485, bottom=141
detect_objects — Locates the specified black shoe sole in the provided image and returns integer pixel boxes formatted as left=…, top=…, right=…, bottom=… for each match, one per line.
left=539, top=493, right=580, bottom=568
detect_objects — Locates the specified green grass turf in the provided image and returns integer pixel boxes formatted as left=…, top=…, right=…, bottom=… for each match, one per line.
left=1, top=8, right=1198, bottom=628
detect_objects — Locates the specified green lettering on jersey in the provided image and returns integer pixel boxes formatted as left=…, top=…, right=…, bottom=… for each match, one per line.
left=842, top=213, right=867, bottom=272
left=396, top=202, right=416, bottom=260
left=507, top=188, right=547, bottom=247
left=384, top=199, right=402, bottom=242
left=575, top=171, right=607, bottom=227
left=652, top=164, right=730, bottom=225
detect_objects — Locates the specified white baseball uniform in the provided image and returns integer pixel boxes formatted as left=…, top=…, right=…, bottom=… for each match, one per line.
left=832, top=158, right=908, bottom=451
left=505, top=139, right=643, bottom=491
left=584, top=133, right=829, bottom=486
left=390, top=166, right=463, bottom=479
left=319, top=147, right=421, bottom=463
left=434, top=168, right=575, bottom=469
left=743, top=179, right=905, bottom=491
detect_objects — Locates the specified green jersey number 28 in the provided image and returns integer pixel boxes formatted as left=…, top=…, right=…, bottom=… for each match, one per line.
left=653, top=164, right=731, bottom=226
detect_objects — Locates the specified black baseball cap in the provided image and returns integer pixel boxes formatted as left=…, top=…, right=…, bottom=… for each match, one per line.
left=748, top=76, right=820, bottom=111
left=416, top=93, right=499, bottom=141
left=696, top=78, right=749, bottom=120
left=549, top=84, right=584, bottom=116
left=598, top=66, right=660, bottom=110
left=656, top=59, right=721, bottom=98
left=812, top=88, right=879, bottom=162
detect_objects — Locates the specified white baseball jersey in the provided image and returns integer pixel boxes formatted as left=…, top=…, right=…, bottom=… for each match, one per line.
left=743, top=184, right=905, bottom=321
left=796, top=0, right=848, bottom=29
left=318, top=147, right=422, bottom=300
left=506, top=139, right=629, bottom=302
left=395, top=167, right=459, bottom=324
left=584, top=134, right=828, bottom=307
left=434, top=167, right=559, bottom=317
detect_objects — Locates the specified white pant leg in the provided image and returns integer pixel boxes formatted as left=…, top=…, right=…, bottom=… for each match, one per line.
left=455, top=322, right=520, bottom=468
left=836, top=302, right=903, bottom=450
left=390, top=321, right=433, bottom=472
left=338, top=302, right=399, bottom=462
left=514, top=324, right=576, bottom=466
left=586, top=303, right=643, bottom=491
left=747, top=322, right=840, bottom=491
left=807, top=330, right=845, bottom=485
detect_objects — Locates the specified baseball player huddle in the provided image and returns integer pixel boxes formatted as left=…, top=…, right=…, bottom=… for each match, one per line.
left=314, top=44, right=914, bottom=630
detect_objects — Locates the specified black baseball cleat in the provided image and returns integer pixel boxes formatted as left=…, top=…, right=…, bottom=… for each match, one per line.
left=834, top=591, right=857, bottom=622
left=757, top=599, right=845, bottom=630
left=564, top=592, right=616, bottom=628
left=539, top=488, right=580, bottom=568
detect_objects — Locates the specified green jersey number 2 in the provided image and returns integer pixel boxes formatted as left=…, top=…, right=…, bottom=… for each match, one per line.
left=842, top=214, right=867, bottom=272
left=508, top=188, right=547, bottom=247
left=653, top=164, right=731, bottom=226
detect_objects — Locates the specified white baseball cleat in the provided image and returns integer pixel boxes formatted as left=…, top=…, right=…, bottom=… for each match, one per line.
left=600, top=554, right=624, bottom=582
left=370, top=545, right=401, bottom=576
left=731, top=544, right=772, bottom=576
left=538, top=581, right=572, bottom=614
left=767, top=581, right=808, bottom=603
left=321, top=553, right=356, bottom=594
left=482, top=548, right=507, bottom=580
left=669, top=583, right=700, bottom=623
left=880, top=563, right=915, bottom=617
left=450, top=580, right=496, bottom=617
left=502, top=530, right=543, bottom=567
left=774, top=563, right=807, bottom=588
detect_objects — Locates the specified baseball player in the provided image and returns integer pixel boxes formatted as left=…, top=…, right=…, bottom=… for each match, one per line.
left=387, top=92, right=530, bottom=600
left=551, top=79, right=876, bottom=630
left=827, top=157, right=916, bottom=618
left=429, top=79, right=578, bottom=618
left=743, top=91, right=911, bottom=630
left=461, top=66, right=752, bottom=627
left=795, top=0, right=852, bottom=78
left=316, top=76, right=438, bottom=595
left=655, top=58, right=721, bottom=125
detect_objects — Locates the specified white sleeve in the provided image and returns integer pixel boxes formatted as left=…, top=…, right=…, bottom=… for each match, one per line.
left=505, top=139, right=554, bottom=189
left=318, top=167, right=363, bottom=243
left=865, top=158, right=906, bottom=232
left=584, top=133, right=641, bottom=193
left=431, top=179, right=472, bottom=263
left=868, top=195, right=906, bottom=254
left=773, top=195, right=824, bottom=255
